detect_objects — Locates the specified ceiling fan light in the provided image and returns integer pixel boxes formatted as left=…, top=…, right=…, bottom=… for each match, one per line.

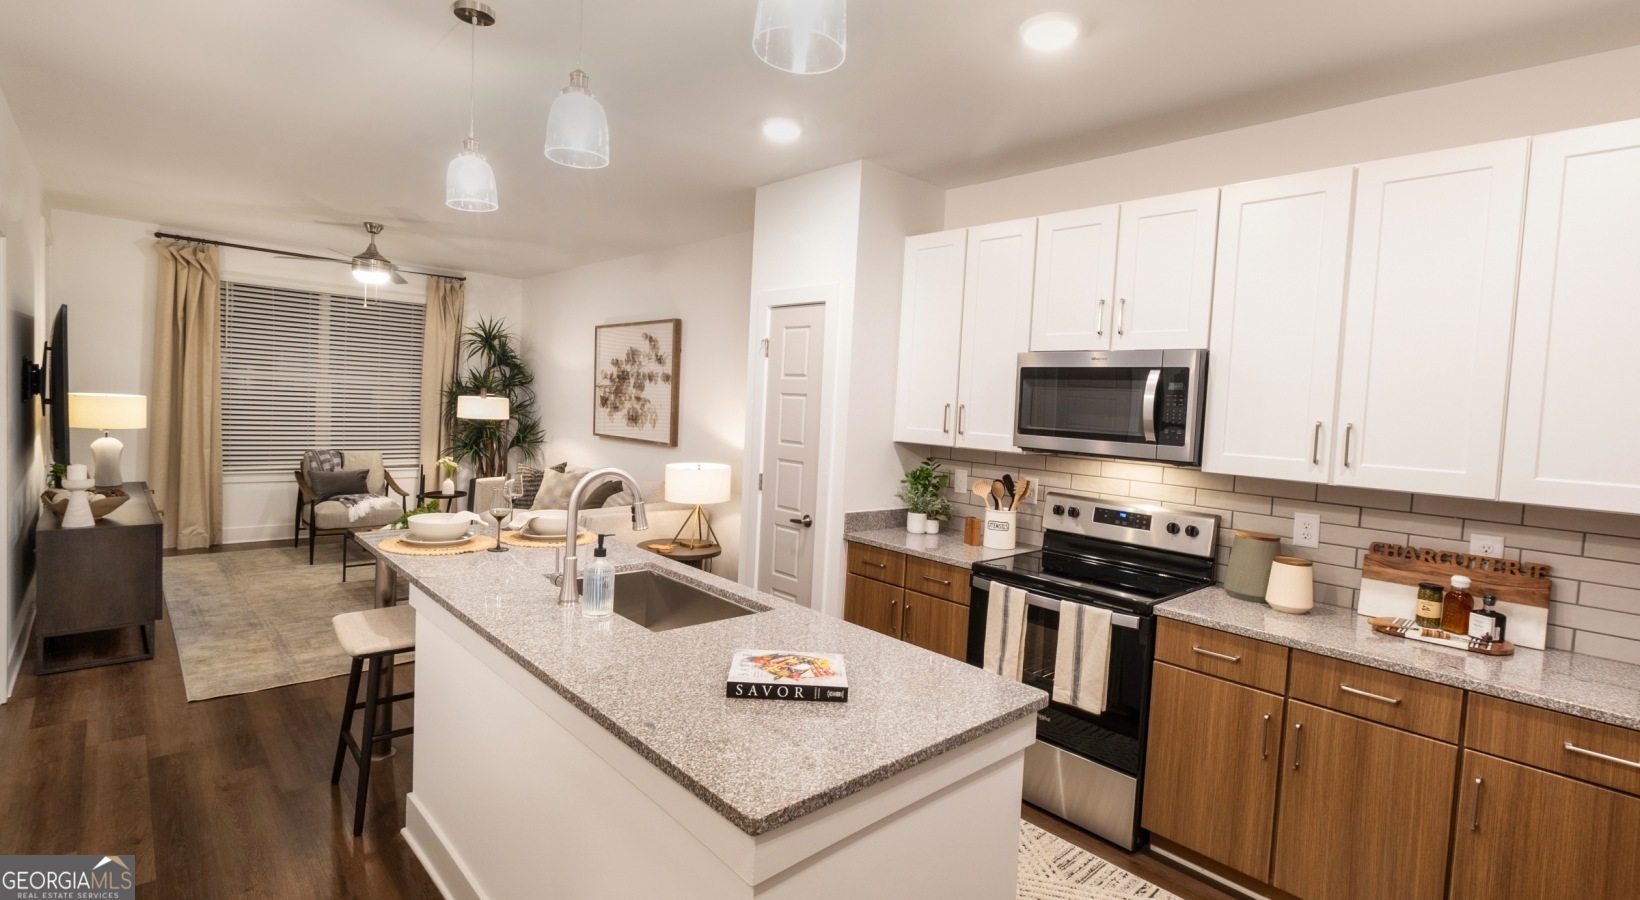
left=351, top=257, right=393, bottom=285
left=753, top=0, right=846, bottom=75
left=544, top=70, right=610, bottom=169
left=446, top=137, right=499, bottom=211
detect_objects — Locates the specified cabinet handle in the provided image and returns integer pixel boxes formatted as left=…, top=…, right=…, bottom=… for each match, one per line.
left=889, top=597, right=899, bottom=633
left=957, top=404, right=966, bottom=435
left=864, top=560, right=886, bottom=569
left=1191, top=645, right=1241, bottom=663
left=1291, top=722, right=1303, bottom=770
left=921, top=575, right=951, bottom=587
left=1096, top=298, right=1106, bottom=337
left=1260, top=713, right=1271, bottom=761
left=1312, top=421, right=1322, bottom=465
left=1343, top=423, right=1354, bottom=468
left=1116, top=298, right=1127, bottom=337
left=1564, top=742, right=1640, bottom=770
left=902, top=601, right=912, bottom=643
left=1470, top=777, right=1483, bottom=831
left=942, top=403, right=951, bottom=434
left=1339, top=683, right=1402, bottom=706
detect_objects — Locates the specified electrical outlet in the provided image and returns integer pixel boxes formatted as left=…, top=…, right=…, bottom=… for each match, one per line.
left=951, top=467, right=969, bottom=497
left=1470, top=533, right=1505, bottom=558
left=1293, top=512, right=1321, bottom=549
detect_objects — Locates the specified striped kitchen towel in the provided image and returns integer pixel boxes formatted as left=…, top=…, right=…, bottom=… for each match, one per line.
left=1052, top=601, right=1112, bottom=714
left=983, top=581, right=1029, bottom=682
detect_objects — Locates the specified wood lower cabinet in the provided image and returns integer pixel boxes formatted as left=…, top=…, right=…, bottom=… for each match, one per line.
left=1143, top=662, right=1285, bottom=881
left=845, top=542, right=971, bottom=660
left=1272, top=701, right=1457, bottom=900
left=1449, top=750, right=1640, bottom=900
left=901, top=590, right=967, bottom=661
left=844, top=574, right=902, bottom=639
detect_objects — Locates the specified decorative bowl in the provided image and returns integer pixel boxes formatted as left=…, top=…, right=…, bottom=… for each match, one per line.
left=42, top=488, right=130, bottom=521
left=522, top=510, right=569, bottom=538
left=407, top=512, right=480, bottom=542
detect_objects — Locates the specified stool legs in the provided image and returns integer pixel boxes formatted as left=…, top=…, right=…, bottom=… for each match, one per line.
left=353, top=655, right=383, bottom=836
left=331, top=657, right=363, bottom=785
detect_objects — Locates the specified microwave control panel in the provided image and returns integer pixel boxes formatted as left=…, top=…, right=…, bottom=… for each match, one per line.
left=1157, top=368, right=1190, bottom=446
left=1043, top=491, right=1218, bottom=559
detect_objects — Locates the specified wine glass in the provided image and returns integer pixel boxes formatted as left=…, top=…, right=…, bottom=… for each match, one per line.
left=486, top=477, right=516, bottom=553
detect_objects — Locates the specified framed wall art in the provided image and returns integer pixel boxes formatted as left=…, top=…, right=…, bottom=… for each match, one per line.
left=593, top=318, right=680, bottom=446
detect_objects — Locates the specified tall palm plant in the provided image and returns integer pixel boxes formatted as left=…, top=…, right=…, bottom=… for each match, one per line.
left=443, top=318, right=543, bottom=477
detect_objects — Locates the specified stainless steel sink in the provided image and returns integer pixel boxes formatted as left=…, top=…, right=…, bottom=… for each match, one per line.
left=605, top=570, right=758, bottom=632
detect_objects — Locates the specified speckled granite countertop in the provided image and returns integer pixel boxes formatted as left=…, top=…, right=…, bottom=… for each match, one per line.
left=1160, top=587, right=1640, bottom=731
left=844, top=526, right=1035, bottom=568
left=359, top=532, right=1046, bottom=836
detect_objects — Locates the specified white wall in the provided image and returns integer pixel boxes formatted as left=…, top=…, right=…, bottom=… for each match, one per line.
left=519, top=231, right=752, bottom=580
left=0, top=83, right=46, bottom=700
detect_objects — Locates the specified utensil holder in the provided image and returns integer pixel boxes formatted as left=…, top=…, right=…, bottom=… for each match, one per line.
left=1225, top=530, right=1281, bottom=600
left=982, top=509, right=1017, bottom=550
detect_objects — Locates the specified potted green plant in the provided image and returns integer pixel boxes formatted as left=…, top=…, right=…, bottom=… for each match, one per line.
left=897, top=457, right=952, bottom=534
left=443, top=318, right=545, bottom=478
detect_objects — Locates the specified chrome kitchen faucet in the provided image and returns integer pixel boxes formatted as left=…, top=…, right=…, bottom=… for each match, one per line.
left=557, top=468, right=649, bottom=606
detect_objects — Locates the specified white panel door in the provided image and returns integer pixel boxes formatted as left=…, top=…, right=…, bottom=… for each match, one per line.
left=1030, top=205, right=1119, bottom=351
left=1112, top=188, right=1220, bottom=350
left=1502, top=119, right=1640, bottom=513
left=956, top=219, right=1036, bottom=452
left=758, top=303, right=825, bottom=606
left=892, top=230, right=966, bottom=445
left=1333, top=139, right=1529, bottom=498
left=1203, top=168, right=1355, bottom=482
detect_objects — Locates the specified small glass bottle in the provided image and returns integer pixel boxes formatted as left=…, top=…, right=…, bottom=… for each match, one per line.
left=1442, top=575, right=1474, bottom=636
left=1415, top=582, right=1445, bottom=629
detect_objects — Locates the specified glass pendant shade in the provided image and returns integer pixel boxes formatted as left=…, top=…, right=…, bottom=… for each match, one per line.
left=544, top=70, right=609, bottom=169
left=446, top=137, right=499, bottom=211
left=753, top=0, right=846, bottom=74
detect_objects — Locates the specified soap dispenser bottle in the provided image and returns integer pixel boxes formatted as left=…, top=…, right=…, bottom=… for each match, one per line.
left=582, top=534, right=615, bottom=618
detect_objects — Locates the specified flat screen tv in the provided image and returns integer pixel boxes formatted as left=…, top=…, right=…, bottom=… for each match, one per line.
left=25, top=305, right=69, bottom=466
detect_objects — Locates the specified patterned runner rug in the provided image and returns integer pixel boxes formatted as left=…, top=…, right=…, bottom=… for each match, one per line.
left=1018, top=821, right=1182, bottom=900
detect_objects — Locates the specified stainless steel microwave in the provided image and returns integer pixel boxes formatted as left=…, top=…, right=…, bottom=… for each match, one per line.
left=1014, top=349, right=1208, bottom=464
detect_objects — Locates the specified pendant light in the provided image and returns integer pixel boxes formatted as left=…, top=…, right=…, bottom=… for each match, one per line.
left=446, top=1, right=499, bottom=211
left=544, top=0, right=609, bottom=169
left=753, top=0, right=846, bottom=75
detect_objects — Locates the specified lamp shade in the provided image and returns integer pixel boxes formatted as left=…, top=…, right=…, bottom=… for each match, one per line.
left=456, top=394, right=511, bottom=420
left=752, top=0, right=847, bottom=75
left=446, top=137, right=499, bottom=212
left=665, top=463, right=731, bottom=505
left=543, top=70, right=610, bottom=169
left=67, top=393, right=147, bottom=430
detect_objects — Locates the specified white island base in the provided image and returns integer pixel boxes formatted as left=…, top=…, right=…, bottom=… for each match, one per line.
left=403, top=590, right=1034, bottom=900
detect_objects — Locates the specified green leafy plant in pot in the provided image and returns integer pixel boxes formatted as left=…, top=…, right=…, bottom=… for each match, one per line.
left=897, top=457, right=952, bottom=534
left=443, top=318, right=544, bottom=479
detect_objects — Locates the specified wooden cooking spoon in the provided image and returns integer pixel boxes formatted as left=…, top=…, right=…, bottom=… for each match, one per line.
left=990, top=480, right=1007, bottom=511
left=971, top=480, right=995, bottom=509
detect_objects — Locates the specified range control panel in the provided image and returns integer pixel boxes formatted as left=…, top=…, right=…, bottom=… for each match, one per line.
left=1043, top=490, right=1218, bottom=559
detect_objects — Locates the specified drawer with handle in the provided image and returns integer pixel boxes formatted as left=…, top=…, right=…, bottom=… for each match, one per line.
left=847, top=541, right=905, bottom=586
left=904, top=555, right=968, bottom=605
left=1465, top=693, right=1640, bottom=796
left=1287, top=649, right=1462, bottom=743
left=1156, top=619, right=1288, bottom=694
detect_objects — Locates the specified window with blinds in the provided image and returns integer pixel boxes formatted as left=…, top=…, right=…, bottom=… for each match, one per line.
left=219, top=281, right=424, bottom=475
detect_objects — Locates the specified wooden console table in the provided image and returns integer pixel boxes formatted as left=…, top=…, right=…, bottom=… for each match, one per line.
left=35, top=481, right=163, bottom=674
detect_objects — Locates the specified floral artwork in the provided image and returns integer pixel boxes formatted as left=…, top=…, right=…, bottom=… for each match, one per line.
left=593, top=319, right=680, bottom=446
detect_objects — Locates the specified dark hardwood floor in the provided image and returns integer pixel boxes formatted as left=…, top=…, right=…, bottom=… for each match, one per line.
left=2, top=539, right=1232, bottom=899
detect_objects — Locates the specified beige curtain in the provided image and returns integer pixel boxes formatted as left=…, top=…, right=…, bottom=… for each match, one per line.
left=420, top=277, right=466, bottom=483
left=151, top=241, right=223, bottom=550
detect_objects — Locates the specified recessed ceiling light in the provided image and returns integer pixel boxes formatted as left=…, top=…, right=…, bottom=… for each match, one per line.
left=1020, top=13, right=1081, bottom=53
left=762, top=117, right=803, bottom=143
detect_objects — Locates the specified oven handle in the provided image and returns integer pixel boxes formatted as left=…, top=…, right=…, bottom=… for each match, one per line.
left=1141, top=368, right=1161, bottom=443
left=971, top=577, right=1142, bottom=630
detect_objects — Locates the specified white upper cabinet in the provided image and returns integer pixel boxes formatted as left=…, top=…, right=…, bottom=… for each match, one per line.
left=1332, top=139, right=1529, bottom=498
left=957, top=219, right=1037, bottom=451
left=892, top=229, right=967, bottom=445
left=1203, top=168, right=1355, bottom=483
left=1502, top=119, right=1640, bottom=513
left=1113, top=189, right=1220, bottom=350
left=1030, top=205, right=1119, bottom=351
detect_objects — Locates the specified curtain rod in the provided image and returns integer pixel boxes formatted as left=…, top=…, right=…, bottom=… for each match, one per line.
left=152, top=231, right=467, bottom=283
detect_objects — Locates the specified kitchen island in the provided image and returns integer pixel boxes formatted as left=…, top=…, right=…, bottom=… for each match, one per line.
left=359, top=532, right=1046, bottom=900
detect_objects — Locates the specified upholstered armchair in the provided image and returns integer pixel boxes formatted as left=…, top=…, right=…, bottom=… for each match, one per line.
left=293, top=450, right=412, bottom=565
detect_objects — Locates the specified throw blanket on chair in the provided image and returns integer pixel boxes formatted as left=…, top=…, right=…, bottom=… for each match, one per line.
left=304, top=449, right=399, bottom=522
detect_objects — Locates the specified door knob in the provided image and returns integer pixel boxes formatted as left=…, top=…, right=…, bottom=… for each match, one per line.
left=789, top=514, right=813, bottom=528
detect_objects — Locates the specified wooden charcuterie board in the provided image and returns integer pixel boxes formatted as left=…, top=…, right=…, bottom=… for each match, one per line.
left=1368, top=617, right=1515, bottom=656
left=1358, top=542, right=1549, bottom=650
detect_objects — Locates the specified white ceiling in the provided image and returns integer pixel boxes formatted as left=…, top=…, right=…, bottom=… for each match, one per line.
left=3, top=0, right=1638, bottom=279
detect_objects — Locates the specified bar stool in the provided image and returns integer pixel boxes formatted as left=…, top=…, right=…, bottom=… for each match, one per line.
left=330, top=605, right=416, bottom=836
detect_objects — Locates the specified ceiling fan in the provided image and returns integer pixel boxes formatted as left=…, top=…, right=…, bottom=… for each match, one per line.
left=276, top=222, right=433, bottom=285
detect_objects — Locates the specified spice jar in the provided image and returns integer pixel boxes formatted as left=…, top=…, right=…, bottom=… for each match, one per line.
left=1442, top=575, right=1474, bottom=636
left=1415, top=582, right=1445, bottom=629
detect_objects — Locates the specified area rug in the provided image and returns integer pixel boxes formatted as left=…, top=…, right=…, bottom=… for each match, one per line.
left=1018, top=821, right=1181, bottom=900
left=164, top=543, right=402, bottom=701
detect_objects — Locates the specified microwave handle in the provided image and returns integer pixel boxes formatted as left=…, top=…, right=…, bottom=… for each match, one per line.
left=971, top=577, right=1142, bottom=630
left=1141, top=368, right=1162, bottom=443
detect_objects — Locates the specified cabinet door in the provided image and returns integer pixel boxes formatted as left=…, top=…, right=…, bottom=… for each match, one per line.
left=1333, top=139, right=1528, bottom=497
left=1142, top=663, right=1285, bottom=880
left=956, top=219, right=1036, bottom=451
left=1502, top=119, right=1640, bottom=513
left=1450, top=750, right=1640, bottom=899
left=1112, top=189, right=1219, bottom=350
left=1272, top=702, right=1457, bottom=900
left=893, top=230, right=967, bottom=445
left=844, top=574, right=901, bottom=639
left=1203, top=169, right=1354, bottom=482
left=901, top=590, right=968, bottom=661
left=1031, top=205, right=1118, bottom=351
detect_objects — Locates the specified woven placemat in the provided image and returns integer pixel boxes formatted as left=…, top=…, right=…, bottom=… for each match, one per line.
left=499, top=530, right=597, bottom=550
left=378, top=534, right=496, bottom=556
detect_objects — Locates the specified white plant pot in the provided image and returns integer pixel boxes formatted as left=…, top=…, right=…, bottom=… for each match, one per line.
left=925, top=518, right=941, bottom=535
left=906, top=512, right=928, bottom=534
left=441, top=477, right=457, bottom=495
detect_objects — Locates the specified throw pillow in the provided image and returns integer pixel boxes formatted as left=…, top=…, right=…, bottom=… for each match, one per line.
left=310, top=468, right=369, bottom=501
left=584, top=480, right=624, bottom=508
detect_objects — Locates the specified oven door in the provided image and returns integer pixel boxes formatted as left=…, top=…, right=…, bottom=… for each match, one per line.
left=1013, top=349, right=1205, bottom=463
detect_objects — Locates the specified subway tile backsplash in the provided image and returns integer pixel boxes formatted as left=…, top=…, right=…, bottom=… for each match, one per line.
left=914, top=446, right=1640, bottom=666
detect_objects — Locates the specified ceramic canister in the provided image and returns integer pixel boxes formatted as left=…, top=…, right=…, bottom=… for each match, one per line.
left=1265, top=556, right=1315, bottom=614
left=1224, top=530, right=1281, bottom=600
left=982, top=509, right=1017, bottom=551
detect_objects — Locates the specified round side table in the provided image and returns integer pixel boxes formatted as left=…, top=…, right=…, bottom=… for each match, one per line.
left=420, top=490, right=468, bottom=512
left=638, top=539, right=722, bottom=571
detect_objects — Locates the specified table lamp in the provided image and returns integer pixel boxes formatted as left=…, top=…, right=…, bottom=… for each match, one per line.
left=68, top=392, right=147, bottom=489
left=456, top=392, right=510, bottom=420
left=664, top=463, right=731, bottom=548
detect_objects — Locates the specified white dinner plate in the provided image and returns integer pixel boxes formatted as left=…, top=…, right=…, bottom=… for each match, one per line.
left=396, top=533, right=477, bottom=546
